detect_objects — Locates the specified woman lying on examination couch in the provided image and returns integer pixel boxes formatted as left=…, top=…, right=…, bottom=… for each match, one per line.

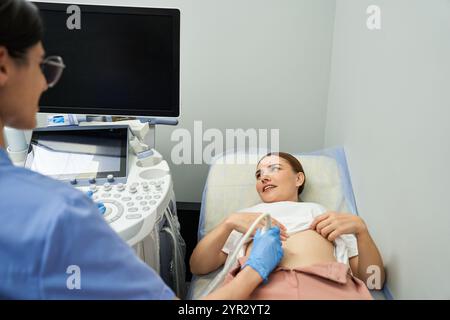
left=190, top=152, right=386, bottom=300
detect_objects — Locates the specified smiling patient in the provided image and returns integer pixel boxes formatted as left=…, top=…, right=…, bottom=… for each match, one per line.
left=190, top=152, right=386, bottom=300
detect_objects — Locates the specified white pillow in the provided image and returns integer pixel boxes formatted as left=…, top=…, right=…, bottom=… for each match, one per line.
left=201, top=154, right=350, bottom=237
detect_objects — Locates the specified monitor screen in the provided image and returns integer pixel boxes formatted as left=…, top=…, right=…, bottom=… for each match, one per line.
left=25, top=126, right=128, bottom=182
left=34, top=2, right=180, bottom=117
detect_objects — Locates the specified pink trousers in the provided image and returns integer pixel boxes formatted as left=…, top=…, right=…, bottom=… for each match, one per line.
left=222, top=257, right=373, bottom=300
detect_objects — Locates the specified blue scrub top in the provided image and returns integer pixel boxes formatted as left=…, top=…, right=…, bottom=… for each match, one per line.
left=0, top=148, right=175, bottom=299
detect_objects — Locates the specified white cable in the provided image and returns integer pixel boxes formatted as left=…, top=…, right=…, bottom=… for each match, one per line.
left=164, top=207, right=180, bottom=296
left=162, top=226, right=181, bottom=295
left=199, top=213, right=272, bottom=298
left=166, top=204, right=186, bottom=298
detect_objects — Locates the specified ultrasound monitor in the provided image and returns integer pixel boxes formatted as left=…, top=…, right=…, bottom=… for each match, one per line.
left=34, top=2, right=180, bottom=117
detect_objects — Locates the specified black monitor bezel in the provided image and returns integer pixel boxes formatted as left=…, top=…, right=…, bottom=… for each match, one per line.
left=34, top=2, right=180, bottom=118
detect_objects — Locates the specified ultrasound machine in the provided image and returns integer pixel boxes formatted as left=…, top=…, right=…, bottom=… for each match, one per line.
left=15, top=2, right=186, bottom=297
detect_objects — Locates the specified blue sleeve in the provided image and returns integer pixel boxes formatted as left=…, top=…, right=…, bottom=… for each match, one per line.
left=39, top=191, right=175, bottom=299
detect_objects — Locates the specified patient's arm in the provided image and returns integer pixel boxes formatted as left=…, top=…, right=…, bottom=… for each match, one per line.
left=349, top=232, right=386, bottom=289
left=189, top=219, right=232, bottom=275
left=311, top=211, right=386, bottom=289
left=190, top=212, right=288, bottom=275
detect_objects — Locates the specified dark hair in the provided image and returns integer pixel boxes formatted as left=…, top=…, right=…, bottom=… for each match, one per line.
left=0, top=0, right=43, bottom=62
left=258, top=152, right=306, bottom=197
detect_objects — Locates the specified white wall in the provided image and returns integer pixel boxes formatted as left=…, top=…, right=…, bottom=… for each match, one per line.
left=34, top=0, right=336, bottom=202
left=325, top=0, right=450, bottom=299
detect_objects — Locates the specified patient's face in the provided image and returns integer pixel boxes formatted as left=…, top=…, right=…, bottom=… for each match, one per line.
left=255, top=155, right=304, bottom=203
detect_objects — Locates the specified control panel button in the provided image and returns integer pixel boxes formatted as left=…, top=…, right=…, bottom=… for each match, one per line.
left=89, top=184, right=98, bottom=192
left=70, top=178, right=77, bottom=185
left=104, top=207, right=112, bottom=216
left=104, top=182, right=112, bottom=191
left=122, top=197, right=132, bottom=201
left=126, top=214, right=142, bottom=219
left=89, top=178, right=96, bottom=184
left=117, top=183, right=125, bottom=191
left=107, top=174, right=114, bottom=182
left=128, top=207, right=138, bottom=212
left=101, top=199, right=124, bottom=224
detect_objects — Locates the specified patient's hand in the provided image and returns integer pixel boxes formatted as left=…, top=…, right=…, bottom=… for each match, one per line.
left=225, top=212, right=289, bottom=241
left=309, top=211, right=368, bottom=241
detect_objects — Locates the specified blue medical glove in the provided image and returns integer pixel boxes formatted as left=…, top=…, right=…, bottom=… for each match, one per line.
left=242, top=226, right=284, bottom=282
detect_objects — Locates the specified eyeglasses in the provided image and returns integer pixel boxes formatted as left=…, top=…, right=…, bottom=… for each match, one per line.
left=40, top=56, right=66, bottom=88
left=255, top=164, right=282, bottom=180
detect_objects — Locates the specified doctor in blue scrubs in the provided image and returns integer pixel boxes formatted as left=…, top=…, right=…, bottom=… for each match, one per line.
left=0, top=0, right=283, bottom=299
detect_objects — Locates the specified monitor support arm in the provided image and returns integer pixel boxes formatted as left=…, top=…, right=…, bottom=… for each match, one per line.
left=137, top=117, right=178, bottom=151
left=75, top=115, right=178, bottom=154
